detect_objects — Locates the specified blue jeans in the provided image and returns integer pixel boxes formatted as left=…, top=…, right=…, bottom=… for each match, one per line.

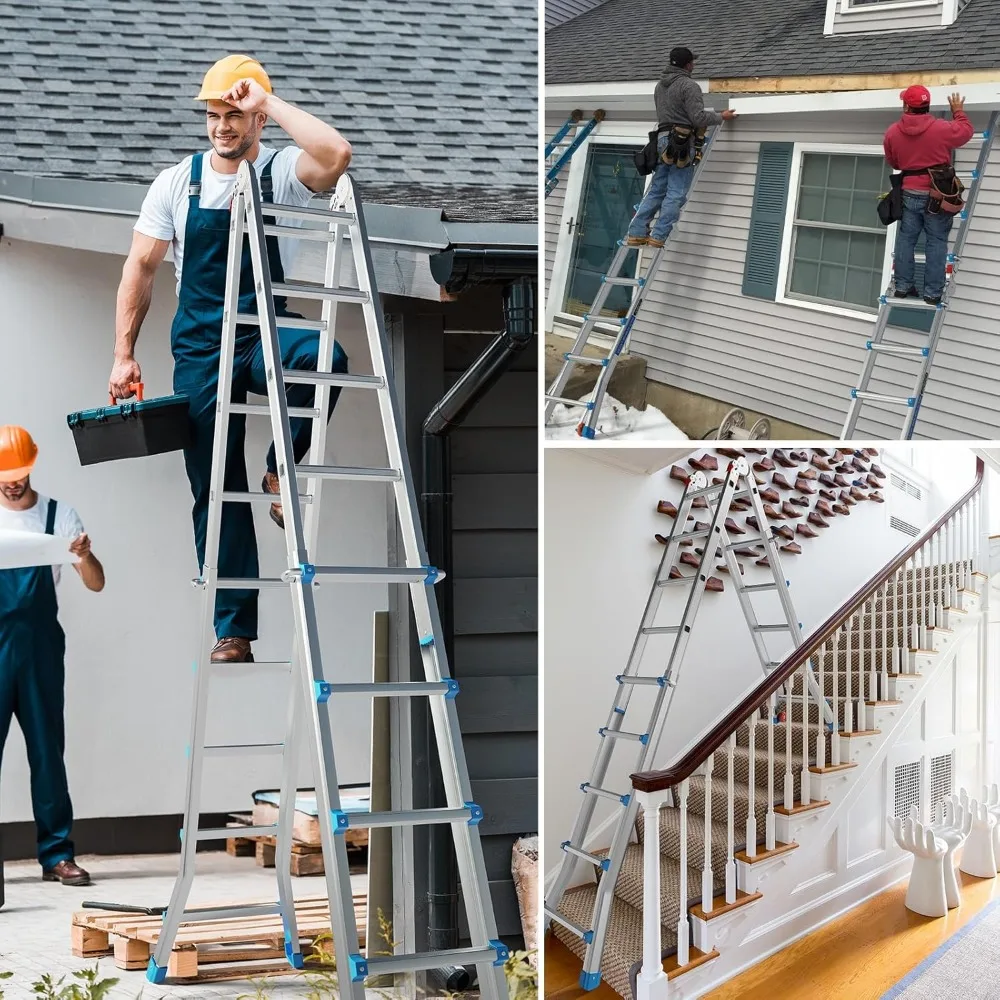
left=627, top=135, right=696, bottom=243
left=893, top=192, right=955, bottom=300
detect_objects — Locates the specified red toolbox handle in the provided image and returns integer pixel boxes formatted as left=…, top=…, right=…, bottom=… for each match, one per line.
left=108, top=382, right=144, bottom=405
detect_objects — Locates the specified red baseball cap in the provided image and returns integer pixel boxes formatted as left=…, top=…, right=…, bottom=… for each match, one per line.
left=900, top=85, right=932, bottom=108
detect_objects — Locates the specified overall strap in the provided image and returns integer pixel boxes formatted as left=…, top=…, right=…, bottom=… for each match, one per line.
left=188, top=152, right=204, bottom=200
left=260, top=153, right=275, bottom=203
left=44, top=499, right=57, bottom=535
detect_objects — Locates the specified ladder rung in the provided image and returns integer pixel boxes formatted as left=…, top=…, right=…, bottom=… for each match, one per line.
left=656, top=575, right=692, bottom=588
left=271, top=281, right=369, bottom=304
left=544, top=395, right=593, bottom=409
left=262, top=224, right=340, bottom=242
left=544, top=907, right=592, bottom=942
left=214, top=577, right=291, bottom=589
left=181, top=902, right=282, bottom=921
left=208, top=660, right=291, bottom=671
left=262, top=203, right=356, bottom=224
left=235, top=312, right=326, bottom=331
left=364, top=946, right=507, bottom=979
left=201, top=743, right=284, bottom=758
left=603, top=276, right=642, bottom=287
left=617, top=674, right=666, bottom=687
left=220, top=490, right=312, bottom=504
left=331, top=806, right=482, bottom=830
left=727, top=535, right=768, bottom=548
left=741, top=582, right=780, bottom=592
left=851, top=390, right=916, bottom=407
left=598, top=727, right=648, bottom=743
left=880, top=296, right=940, bottom=311
left=296, top=464, right=401, bottom=482
left=564, top=353, right=608, bottom=366
left=193, top=824, right=277, bottom=841
left=867, top=343, right=929, bottom=358
left=291, top=565, right=445, bottom=585
left=753, top=624, right=793, bottom=633
left=316, top=680, right=458, bottom=700
left=229, top=402, right=322, bottom=419
left=561, top=842, right=610, bottom=870
left=581, top=783, right=630, bottom=804
left=282, top=370, right=386, bottom=390
left=640, top=626, right=681, bottom=635
left=673, top=528, right=713, bottom=543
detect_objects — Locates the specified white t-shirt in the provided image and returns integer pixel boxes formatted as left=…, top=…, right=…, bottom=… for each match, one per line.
left=0, top=495, right=84, bottom=587
left=134, top=144, right=315, bottom=296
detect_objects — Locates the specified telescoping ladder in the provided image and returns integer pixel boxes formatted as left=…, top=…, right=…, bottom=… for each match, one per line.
left=147, top=160, right=509, bottom=996
left=842, top=110, right=1000, bottom=440
left=546, top=109, right=606, bottom=197
left=543, top=456, right=830, bottom=990
left=544, top=124, right=723, bottom=439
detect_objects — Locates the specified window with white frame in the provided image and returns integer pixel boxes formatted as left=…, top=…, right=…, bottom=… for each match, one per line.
left=785, top=151, right=892, bottom=312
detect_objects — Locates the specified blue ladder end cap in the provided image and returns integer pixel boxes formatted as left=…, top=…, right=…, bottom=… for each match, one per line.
left=466, top=801, right=484, bottom=825
left=300, top=562, right=316, bottom=584
left=973, top=168, right=980, bottom=179
left=865, top=340, right=873, bottom=350
left=315, top=681, right=332, bottom=704
left=581, top=426, right=597, bottom=439
left=600, top=275, right=607, bottom=283
left=445, top=678, right=460, bottom=699
left=348, top=954, right=369, bottom=982
left=638, top=277, right=646, bottom=287
left=599, top=858, right=611, bottom=871
left=657, top=676, right=666, bottom=687
left=620, top=793, right=631, bottom=806
left=639, top=733, right=650, bottom=745
left=879, top=295, right=888, bottom=304
left=921, top=348, right=930, bottom=357
left=146, top=959, right=168, bottom=985
left=423, top=565, right=441, bottom=584
left=331, top=809, right=350, bottom=833
left=562, top=839, right=571, bottom=851
left=178, top=828, right=184, bottom=843
left=614, top=706, right=626, bottom=715
left=580, top=971, right=601, bottom=990
left=600, top=358, right=610, bottom=366
left=598, top=726, right=608, bottom=737
left=285, top=940, right=305, bottom=969
left=580, top=782, right=590, bottom=793
left=907, top=397, right=917, bottom=407
left=850, top=389, right=859, bottom=399
left=582, top=930, right=596, bottom=945
left=586, top=401, right=596, bottom=411
left=490, top=940, right=511, bottom=966
left=419, top=634, right=435, bottom=647
left=616, top=674, right=624, bottom=683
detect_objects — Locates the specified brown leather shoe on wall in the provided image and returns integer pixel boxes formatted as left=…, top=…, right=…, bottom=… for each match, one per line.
left=781, top=502, right=802, bottom=518
left=772, top=472, right=794, bottom=490
left=657, top=501, right=679, bottom=517
left=799, top=467, right=818, bottom=480
left=870, top=491, right=885, bottom=503
left=807, top=512, right=829, bottom=528
left=871, top=464, right=886, bottom=478
left=819, top=488, right=836, bottom=501
left=796, top=523, right=818, bottom=538
left=717, top=447, right=744, bottom=459
left=261, top=471, right=284, bottom=529
left=211, top=637, right=254, bottom=663
left=839, top=490, right=857, bottom=506
left=760, top=487, right=781, bottom=503
left=781, top=542, right=802, bottom=555
left=789, top=495, right=809, bottom=507
left=810, top=455, right=833, bottom=471
left=790, top=450, right=808, bottom=462
left=734, top=546, right=762, bottom=558
left=705, top=577, right=725, bottom=592
left=815, top=500, right=835, bottom=517
left=753, top=457, right=776, bottom=472
left=763, top=504, right=785, bottom=520
left=670, top=465, right=689, bottom=483
left=43, top=859, right=91, bottom=886
left=688, top=453, right=719, bottom=471
left=774, top=524, right=795, bottom=541
left=724, top=517, right=746, bottom=534
left=772, top=449, right=796, bottom=468
left=832, top=503, right=851, bottom=515
left=795, top=478, right=817, bottom=495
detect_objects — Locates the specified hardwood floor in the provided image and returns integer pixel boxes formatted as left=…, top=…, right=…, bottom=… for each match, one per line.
left=544, top=872, right=1000, bottom=1000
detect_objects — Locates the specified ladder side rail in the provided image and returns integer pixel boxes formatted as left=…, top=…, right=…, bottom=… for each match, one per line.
left=546, top=116, right=602, bottom=196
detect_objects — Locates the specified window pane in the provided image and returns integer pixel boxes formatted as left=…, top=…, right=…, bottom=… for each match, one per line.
left=854, top=156, right=887, bottom=194
left=827, top=155, right=857, bottom=189
left=801, top=154, right=829, bottom=188
left=795, top=227, right=824, bottom=262
left=797, top=187, right=826, bottom=222
left=823, top=229, right=851, bottom=265
left=850, top=193, right=881, bottom=229
left=789, top=259, right=820, bottom=298
left=817, top=263, right=847, bottom=302
left=845, top=266, right=876, bottom=307
left=825, top=189, right=853, bottom=225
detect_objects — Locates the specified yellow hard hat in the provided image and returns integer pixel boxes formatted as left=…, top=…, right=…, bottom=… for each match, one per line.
left=195, top=54, right=272, bottom=102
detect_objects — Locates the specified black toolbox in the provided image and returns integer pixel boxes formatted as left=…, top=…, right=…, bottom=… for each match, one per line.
left=67, top=383, right=192, bottom=466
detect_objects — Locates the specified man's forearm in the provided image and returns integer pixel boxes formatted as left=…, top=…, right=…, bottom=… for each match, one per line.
left=262, top=94, right=351, bottom=167
left=77, top=553, right=105, bottom=592
left=115, top=262, right=155, bottom=359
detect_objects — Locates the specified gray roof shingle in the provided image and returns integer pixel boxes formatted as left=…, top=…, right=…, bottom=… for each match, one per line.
left=546, top=0, right=611, bottom=30
left=546, top=0, right=1000, bottom=86
left=1, top=0, right=537, bottom=222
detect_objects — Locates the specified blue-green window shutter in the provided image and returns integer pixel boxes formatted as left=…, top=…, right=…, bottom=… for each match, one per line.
left=742, top=142, right=795, bottom=300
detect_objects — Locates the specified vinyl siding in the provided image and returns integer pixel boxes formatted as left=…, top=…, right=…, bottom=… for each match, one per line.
left=625, top=108, right=997, bottom=440
left=831, top=0, right=944, bottom=34
left=545, top=112, right=569, bottom=303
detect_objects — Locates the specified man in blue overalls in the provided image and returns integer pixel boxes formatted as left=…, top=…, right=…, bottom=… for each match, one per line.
left=108, top=55, right=353, bottom=664
left=0, top=425, right=105, bottom=886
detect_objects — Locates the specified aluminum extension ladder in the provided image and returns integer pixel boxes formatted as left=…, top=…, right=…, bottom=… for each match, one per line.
left=546, top=109, right=606, bottom=197
left=544, top=124, right=723, bottom=439
left=842, top=110, right=1000, bottom=440
left=147, top=160, right=509, bottom=997
left=543, top=456, right=826, bottom=990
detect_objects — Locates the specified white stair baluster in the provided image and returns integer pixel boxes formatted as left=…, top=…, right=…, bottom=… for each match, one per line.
left=725, top=732, right=736, bottom=904
left=702, top=755, right=715, bottom=913
left=880, top=580, right=889, bottom=700
left=801, top=661, right=811, bottom=805
left=816, top=642, right=827, bottom=770
left=844, top=621, right=854, bottom=736
left=766, top=692, right=776, bottom=851
left=855, top=611, right=866, bottom=732
left=636, top=789, right=669, bottom=1000
left=746, top=710, right=758, bottom=856
left=831, top=633, right=842, bottom=766
left=784, top=672, right=794, bottom=810
left=867, top=595, right=877, bottom=707
left=677, top=779, right=691, bottom=968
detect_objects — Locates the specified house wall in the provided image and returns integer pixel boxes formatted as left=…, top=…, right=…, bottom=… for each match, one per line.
left=829, top=0, right=946, bottom=34
left=542, top=445, right=950, bottom=876
left=0, top=239, right=389, bottom=826
left=617, top=108, right=999, bottom=440
left=545, top=112, right=569, bottom=306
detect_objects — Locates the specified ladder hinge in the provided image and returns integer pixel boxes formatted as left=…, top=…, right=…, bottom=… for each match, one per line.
left=490, top=939, right=511, bottom=966
left=445, top=678, right=460, bottom=699
left=583, top=930, right=596, bottom=945
left=315, top=681, right=332, bottom=704
left=423, top=565, right=442, bottom=584
left=466, top=801, right=484, bottom=825
left=348, top=954, right=369, bottom=982
left=331, top=810, right=351, bottom=833
left=300, top=562, right=316, bottom=584
left=621, top=793, right=631, bottom=806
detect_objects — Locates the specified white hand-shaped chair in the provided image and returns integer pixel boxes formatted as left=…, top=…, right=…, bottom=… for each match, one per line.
left=889, top=814, right=948, bottom=917
left=917, top=800, right=972, bottom=908
left=958, top=796, right=997, bottom=879
left=982, top=784, right=1000, bottom=869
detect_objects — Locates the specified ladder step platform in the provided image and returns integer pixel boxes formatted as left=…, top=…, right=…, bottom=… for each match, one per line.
left=850, top=391, right=916, bottom=407
left=617, top=674, right=667, bottom=687
left=545, top=395, right=594, bottom=409
left=262, top=224, right=340, bottom=242
left=229, top=402, right=323, bottom=419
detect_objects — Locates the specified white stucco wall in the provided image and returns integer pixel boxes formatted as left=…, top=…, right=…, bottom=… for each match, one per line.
left=0, top=236, right=389, bottom=823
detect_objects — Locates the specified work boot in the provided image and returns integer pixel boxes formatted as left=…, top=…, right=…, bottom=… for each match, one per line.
left=924, top=294, right=942, bottom=306
left=894, top=285, right=919, bottom=299
left=261, top=471, right=284, bottom=529
left=43, top=860, right=91, bottom=886
left=625, top=235, right=648, bottom=246
left=211, top=637, right=253, bottom=663
left=647, top=237, right=666, bottom=248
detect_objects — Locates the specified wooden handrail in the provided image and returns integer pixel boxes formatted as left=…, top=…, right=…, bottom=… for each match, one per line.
left=631, top=456, right=985, bottom=794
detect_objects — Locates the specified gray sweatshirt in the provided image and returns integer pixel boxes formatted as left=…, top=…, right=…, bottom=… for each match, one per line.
left=654, top=67, right=724, bottom=130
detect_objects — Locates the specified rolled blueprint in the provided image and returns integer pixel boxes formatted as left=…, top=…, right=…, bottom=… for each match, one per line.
left=0, top=529, right=80, bottom=570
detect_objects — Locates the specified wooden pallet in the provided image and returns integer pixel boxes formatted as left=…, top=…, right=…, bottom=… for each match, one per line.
left=71, top=894, right=367, bottom=982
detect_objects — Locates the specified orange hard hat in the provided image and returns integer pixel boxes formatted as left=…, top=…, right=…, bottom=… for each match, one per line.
left=0, top=425, right=37, bottom=482
left=195, top=54, right=272, bottom=102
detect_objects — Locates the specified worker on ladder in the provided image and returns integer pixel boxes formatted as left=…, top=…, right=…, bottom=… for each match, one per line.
left=108, top=54, right=353, bottom=664
left=0, top=426, right=105, bottom=888
left=625, top=47, right=736, bottom=248
left=884, top=87, right=974, bottom=305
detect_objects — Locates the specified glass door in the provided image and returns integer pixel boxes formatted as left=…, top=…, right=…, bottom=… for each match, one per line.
left=562, top=143, right=645, bottom=321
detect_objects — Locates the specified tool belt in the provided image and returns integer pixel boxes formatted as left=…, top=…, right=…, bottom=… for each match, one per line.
left=657, top=122, right=708, bottom=169
left=925, top=163, right=966, bottom=215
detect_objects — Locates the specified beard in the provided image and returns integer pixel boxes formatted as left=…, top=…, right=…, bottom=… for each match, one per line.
left=213, top=130, right=257, bottom=160
left=0, top=481, right=27, bottom=501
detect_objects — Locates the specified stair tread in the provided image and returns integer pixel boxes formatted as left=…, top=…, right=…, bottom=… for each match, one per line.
left=690, top=889, right=762, bottom=922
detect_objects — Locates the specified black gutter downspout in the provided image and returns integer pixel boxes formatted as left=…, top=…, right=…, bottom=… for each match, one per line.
left=420, top=278, right=535, bottom=976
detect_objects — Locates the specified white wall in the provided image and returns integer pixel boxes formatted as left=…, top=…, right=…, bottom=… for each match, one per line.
left=0, top=237, right=389, bottom=824
left=542, top=445, right=975, bottom=874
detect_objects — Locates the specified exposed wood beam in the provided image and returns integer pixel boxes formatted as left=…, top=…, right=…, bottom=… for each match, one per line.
left=710, top=68, right=1000, bottom=94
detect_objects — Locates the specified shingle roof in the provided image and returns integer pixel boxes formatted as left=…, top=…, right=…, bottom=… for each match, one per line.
left=546, top=0, right=611, bottom=30
left=546, top=0, right=1000, bottom=86
left=0, top=0, right=537, bottom=223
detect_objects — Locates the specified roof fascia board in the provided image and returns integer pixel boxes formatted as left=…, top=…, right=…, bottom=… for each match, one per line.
left=711, top=67, right=1000, bottom=94
left=546, top=78, right=710, bottom=107
left=730, top=80, right=1000, bottom=115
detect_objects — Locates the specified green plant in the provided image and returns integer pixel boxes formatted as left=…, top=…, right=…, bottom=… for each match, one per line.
left=504, top=950, right=538, bottom=1000
left=0, top=970, right=13, bottom=1000
left=236, top=977, right=275, bottom=1000
left=5, top=964, right=124, bottom=1000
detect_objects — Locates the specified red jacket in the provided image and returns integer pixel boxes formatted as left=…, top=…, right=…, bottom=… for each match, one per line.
left=884, top=110, right=975, bottom=191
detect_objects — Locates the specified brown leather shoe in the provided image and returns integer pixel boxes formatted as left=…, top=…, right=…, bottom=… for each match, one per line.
left=871, top=464, right=886, bottom=478
left=753, top=457, right=776, bottom=472
left=850, top=486, right=867, bottom=502
left=790, top=450, right=808, bottom=462
left=657, top=501, right=679, bottom=517
left=810, top=455, right=833, bottom=471
left=789, top=495, right=809, bottom=507
left=691, top=496, right=709, bottom=509
left=797, top=523, right=818, bottom=538
left=819, top=473, right=836, bottom=488
left=655, top=534, right=670, bottom=546
left=717, top=447, right=744, bottom=459
left=839, top=490, right=857, bottom=506
left=781, top=542, right=802, bottom=555
left=781, top=502, right=802, bottom=518
left=763, top=503, right=785, bottom=520
left=669, top=465, right=690, bottom=483
left=43, top=859, right=91, bottom=886
left=772, top=449, right=796, bottom=468
left=261, top=471, right=284, bottom=529
left=746, top=515, right=760, bottom=530
left=725, top=517, right=746, bottom=534
left=870, top=491, right=885, bottom=503
left=705, top=577, right=725, bottom=593
left=774, top=524, right=794, bottom=541
left=851, top=456, right=868, bottom=474
left=668, top=565, right=684, bottom=578
left=799, top=467, right=818, bottom=480
left=211, top=637, right=254, bottom=663
left=866, top=473, right=881, bottom=489
left=833, top=503, right=851, bottom=516
left=688, top=453, right=719, bottom=471
left=753, top=471, right=768, bottom=486
left=819, top=488, right=836, bottom=501
left=795, top=478, right=817, bottom=494
left=815, top=500, right=835, bottom=517
left=744, top=447, right=767, bottom=455
left=730, top=498, right=751, bottom=512
left=681, top=552, right=699, bottom=568
left=717, top=561, right=744, bottom=575
left=835, top=464, right=854, bottom=475
left=807, top=512, right=829, bottom=528
left=755, top=556, right=770, bottom=567
left=760, top=487, right=780, bottom=503
left=812, top=448, right=830, bottom=457
left=772, top=472, right=794, bottom=490
left=712, top=477, right=725, bottom=486
left=834, top=474, right=851, bottom=487
left=733, top=546, right=762, bottom=558
left=694, top=521, right=710, bottom=533
left=864, top=448, right=880, bottom=457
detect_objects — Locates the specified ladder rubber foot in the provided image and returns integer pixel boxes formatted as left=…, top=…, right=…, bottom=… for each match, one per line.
left=579, top=425, right=596, bottom=439
left=348, top=954, right=369, bottom=982
left=580, top=971, right=602, bottom=990
left=285, top=941, right=305, bottom=969
left=146, top=959, right=168, bottom=984
left=490, top=939, right=511, bottom=966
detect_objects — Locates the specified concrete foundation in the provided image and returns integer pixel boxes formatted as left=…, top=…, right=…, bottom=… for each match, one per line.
left=545, top=333, right=648, bottom=411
